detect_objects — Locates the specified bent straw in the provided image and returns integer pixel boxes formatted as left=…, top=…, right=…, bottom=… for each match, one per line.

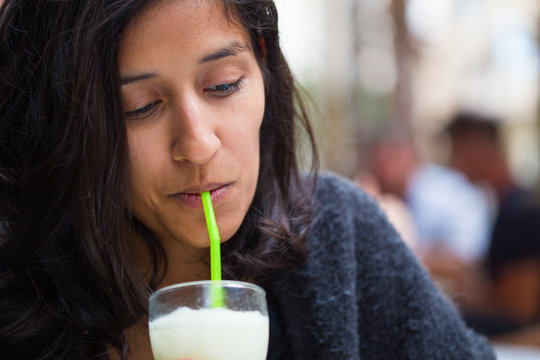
left=201, top=191, right=224, bottom=307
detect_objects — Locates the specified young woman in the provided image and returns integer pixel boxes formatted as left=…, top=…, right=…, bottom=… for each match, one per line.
left=0, top=0, right=495, bottom=359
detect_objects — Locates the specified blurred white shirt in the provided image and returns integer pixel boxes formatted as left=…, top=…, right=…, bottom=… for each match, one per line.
left=406, top=163, right=492, bottom=263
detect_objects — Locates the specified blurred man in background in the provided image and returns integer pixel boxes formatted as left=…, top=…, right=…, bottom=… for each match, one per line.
left=362, top=126, right=491, bottom=297
left=446, top=112, right=540, bottom=337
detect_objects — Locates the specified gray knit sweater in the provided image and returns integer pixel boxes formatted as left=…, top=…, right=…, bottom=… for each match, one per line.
left=266, top=173, right=495, bottom=359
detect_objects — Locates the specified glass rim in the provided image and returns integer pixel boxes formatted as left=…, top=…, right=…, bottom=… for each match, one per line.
left=149, top=280, right=266, bottom=302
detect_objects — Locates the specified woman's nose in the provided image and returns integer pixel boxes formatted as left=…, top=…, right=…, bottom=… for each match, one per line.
left=171, top=97, right=221, bottom=165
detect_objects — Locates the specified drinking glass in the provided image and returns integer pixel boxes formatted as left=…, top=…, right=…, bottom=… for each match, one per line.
left=149, top=280, right=269, bottom=360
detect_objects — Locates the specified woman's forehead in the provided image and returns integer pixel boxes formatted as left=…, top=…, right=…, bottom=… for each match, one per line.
left=125, top=0, right=236, bottom=34
left=120, top=0, right=247, bottom=51
left=118, top=0, right=252, bottom=73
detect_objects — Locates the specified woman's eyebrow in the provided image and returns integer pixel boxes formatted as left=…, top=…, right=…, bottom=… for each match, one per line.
left=198, top=41, right=250, bottom=64
left=119, top=42, right=250, bottom=85
left=120, top=73, right=157, bottom=86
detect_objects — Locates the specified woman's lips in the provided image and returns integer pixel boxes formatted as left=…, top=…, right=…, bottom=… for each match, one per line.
left=170, top=184, right=230, bottom=208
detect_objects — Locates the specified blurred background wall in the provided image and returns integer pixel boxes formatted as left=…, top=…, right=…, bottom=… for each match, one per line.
left=274, top=0, right=540, bottom=187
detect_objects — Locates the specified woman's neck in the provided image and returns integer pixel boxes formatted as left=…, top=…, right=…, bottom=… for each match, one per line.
left=133, top=231, right=211, bottom=288
left=159, top=243, right=211, bottom=288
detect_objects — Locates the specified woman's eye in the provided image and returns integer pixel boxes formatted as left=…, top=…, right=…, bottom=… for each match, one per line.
left=125, top=100, right=162, bottom=120
left=205, top=79, right=244, bottom=97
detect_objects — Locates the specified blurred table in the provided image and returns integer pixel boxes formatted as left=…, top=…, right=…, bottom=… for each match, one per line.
left=494, top=343, right=540, bottom=359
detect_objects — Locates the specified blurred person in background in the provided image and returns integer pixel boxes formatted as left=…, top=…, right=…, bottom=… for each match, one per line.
left=362, top=127, right=491, bottom=297
left=445, top=112, right=540, bottom=338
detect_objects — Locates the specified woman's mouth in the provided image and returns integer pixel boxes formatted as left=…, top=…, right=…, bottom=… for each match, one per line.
left=170, top=184, right=230, bottom=208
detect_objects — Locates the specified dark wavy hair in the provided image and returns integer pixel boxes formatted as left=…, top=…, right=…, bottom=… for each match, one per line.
left=0, top=0, right=318, bottom=358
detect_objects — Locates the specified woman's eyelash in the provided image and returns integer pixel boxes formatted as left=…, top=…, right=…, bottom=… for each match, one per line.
left=125, top=100, right=162, bottom=120
left=205, top=78, right=244, bottom=96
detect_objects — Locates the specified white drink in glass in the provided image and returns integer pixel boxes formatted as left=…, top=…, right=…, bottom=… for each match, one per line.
left=149, top=280, right=269, bottom=360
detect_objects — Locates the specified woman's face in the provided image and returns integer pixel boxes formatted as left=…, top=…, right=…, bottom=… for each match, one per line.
left=119, top=0, right=265, bottom=252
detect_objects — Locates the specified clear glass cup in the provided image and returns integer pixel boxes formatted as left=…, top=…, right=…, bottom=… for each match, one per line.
left=149, top=280, right=269, bottom=360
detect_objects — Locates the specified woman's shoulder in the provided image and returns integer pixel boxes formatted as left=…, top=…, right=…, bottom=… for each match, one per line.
left=313, top=172, right=377, bottom=209
left=311, top=172, right=388, bottom=228
left=307, top=172, right=403, bottom=254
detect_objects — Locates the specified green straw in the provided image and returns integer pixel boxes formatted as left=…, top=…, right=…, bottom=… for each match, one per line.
left=201, top=191, right=224, bottom=307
